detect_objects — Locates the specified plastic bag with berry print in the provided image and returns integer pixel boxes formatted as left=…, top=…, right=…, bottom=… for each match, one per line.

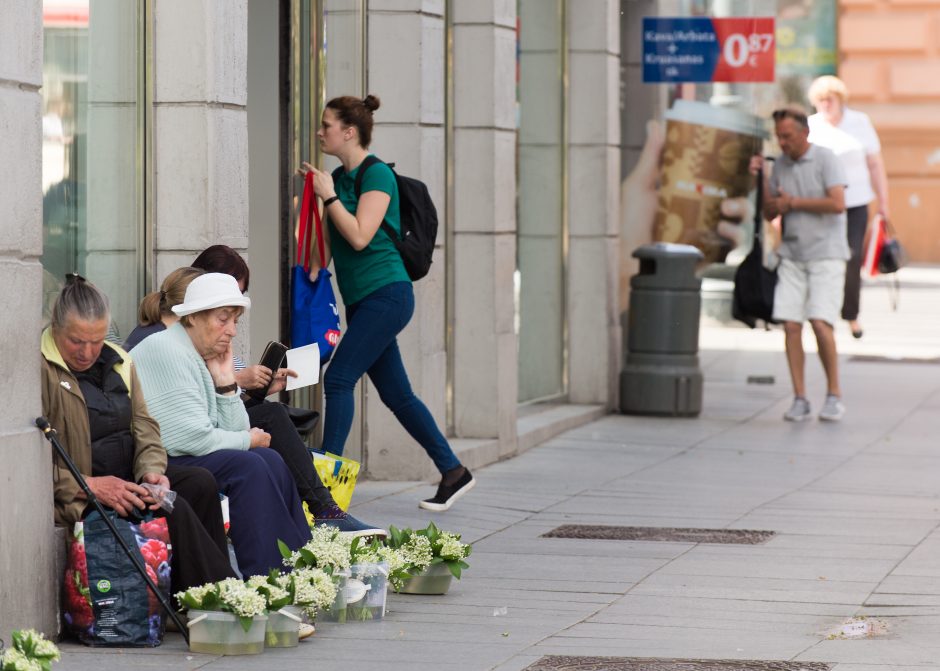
left=63, top=511, right=172, bottom=647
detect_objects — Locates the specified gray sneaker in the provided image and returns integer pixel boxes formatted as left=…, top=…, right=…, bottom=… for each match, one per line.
left=819, top=394, right=845, bottom=422
left=783, top=397, right=811, bottom=422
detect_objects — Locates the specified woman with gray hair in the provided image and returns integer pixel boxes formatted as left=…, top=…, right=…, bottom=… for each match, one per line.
left=40, top=274, right=236, bottom=600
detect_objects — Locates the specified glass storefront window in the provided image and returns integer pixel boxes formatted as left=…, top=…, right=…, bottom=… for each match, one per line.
left=288, top=0, right=365, bottom=450
left=516, top=0, right=566, bottom=403
left=42, top=0, right=145, bottom=339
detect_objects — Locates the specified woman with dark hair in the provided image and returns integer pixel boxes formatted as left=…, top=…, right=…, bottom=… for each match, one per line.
left=41, top=275, right=236, bottom=597
left=193, top=244, right=251, bottom=290
left=299, top=94, right=474, bottom=512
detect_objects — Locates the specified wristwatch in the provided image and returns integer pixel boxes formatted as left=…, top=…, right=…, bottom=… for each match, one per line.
left=323, top=195, right=340, bottom=207
left=215, top=383, right=238, bottom=395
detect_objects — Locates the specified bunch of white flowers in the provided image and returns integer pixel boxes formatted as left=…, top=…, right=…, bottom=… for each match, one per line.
left=400, top=535, right=434, bottom=570
left=437, top=532, right=470, bottom=561
left=175, top=583, right=214, bottom=607
left=292, top=567, right=338, bottom=618
left=1, top=649, right=42, bottom=671
left=357, top=544, right=405, bottom=574
left=216, top=578, right=267, bottom=619
left=246, top=575, right=291, bottom=610
left=384, top=521, right=473, bottom=585
left=282, top=525, right=352, bottom=572
left=1, top=629, right=60, bottom=671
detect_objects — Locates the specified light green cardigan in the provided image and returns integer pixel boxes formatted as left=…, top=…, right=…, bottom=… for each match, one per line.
left=131, top=321, right=250, bottom=456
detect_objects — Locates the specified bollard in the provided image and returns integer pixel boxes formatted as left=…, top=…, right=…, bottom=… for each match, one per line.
left=621, top=243, right=703, bottom=417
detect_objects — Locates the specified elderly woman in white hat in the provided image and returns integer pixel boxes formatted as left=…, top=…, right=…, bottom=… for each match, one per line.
left=130, top=272, right=312, bottom=575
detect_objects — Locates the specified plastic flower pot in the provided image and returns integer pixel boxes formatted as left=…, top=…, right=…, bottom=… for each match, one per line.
left=317, top=570, right=360, bottom=624
left=265, top=605, right=302, bottom=648
left=347, top=562, right=388, bottom=622
left=187, top=610, right=267, bottom=655
left=400, top=563, right=454, bottom=595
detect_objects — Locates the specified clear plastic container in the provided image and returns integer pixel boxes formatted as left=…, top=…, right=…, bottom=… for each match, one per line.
left=315, top=568, right=370, bottom=624
left=317, top=570, right=351, bottom=623
left=265, top=606, right=302, bottom=648
left=347, top=562, right=388, bottom=622
left=187, top=610, right=267, bottom=655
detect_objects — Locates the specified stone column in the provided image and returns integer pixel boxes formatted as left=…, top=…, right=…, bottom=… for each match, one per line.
left=152, top=0, right=250, bottom=355
left=452, top=1, right=518, bottom=451
left=362, top=0, right=448, bottom=479
left=566, top=0, right=621, bottom=407
left=0, top=0, right=57, bottom=638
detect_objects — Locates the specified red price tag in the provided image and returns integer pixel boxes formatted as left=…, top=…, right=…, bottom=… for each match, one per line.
left=711, top=17, right=775, bottom=82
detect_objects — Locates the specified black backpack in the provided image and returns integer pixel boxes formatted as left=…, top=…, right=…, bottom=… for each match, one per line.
left=332, top=155, right=438, bottom=281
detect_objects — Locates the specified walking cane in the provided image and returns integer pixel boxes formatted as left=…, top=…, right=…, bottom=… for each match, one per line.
left=36, top=417, right=190, bottom=645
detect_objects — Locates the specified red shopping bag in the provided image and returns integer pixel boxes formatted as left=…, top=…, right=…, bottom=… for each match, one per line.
left=862, top=215, right=888, bottom=277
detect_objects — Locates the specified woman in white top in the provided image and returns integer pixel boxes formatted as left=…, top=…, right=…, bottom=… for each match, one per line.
left=808, top=75, right=890, bottom=339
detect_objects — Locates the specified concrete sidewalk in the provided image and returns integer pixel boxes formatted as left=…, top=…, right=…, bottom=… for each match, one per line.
left=53, top=267, right=940, bottom=670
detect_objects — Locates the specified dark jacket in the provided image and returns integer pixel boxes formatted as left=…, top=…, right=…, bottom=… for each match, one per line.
left=41, top=327, right=167, bottom=526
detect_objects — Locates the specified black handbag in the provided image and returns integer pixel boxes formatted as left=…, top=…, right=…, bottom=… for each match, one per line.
left=733, top=166, right=778, bottom=328
left=878, top=218, right=907, bottom=274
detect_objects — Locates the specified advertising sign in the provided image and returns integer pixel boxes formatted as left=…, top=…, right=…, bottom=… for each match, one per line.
left=643, top=17, right=776, bottom=83
left=776, top=0, right=837, bottom=77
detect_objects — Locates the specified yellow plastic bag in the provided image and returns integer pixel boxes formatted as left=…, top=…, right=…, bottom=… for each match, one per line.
left=305, top=452, right=360, bottom=524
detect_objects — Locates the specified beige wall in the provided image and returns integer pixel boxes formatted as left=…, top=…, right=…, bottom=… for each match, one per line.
left=840, top=0, right=940, bottom=262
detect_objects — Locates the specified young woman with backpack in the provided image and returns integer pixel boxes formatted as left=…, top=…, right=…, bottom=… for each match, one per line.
left=299, top=94, right=474, bottom=511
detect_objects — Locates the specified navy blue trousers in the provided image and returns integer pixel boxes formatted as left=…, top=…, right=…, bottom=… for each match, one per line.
left=321, top=281, right=460, bottom=474
left=169, top=447, right=311, bottom=577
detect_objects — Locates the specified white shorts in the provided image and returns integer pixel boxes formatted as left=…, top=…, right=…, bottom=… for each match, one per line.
left=772, top=257, right=847, bottom=326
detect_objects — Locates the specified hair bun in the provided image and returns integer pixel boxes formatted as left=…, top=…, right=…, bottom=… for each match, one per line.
left=362, top=94, right=381, bottom=113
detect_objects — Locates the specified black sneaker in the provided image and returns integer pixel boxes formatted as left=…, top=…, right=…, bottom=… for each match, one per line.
left=419, top=469, right=475, bottom=512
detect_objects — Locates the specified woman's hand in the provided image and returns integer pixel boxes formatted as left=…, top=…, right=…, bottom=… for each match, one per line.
left=140, top=472, right=172, bottom=511
left=267, top=368, right=298, bottom=395
left=298, top=162, right=336, bottom=201
left=235, top=364, right=273, bottom=391
left=249, top=427, right=271, bottom=448
left=205, top=342, right=236, bottom=388
left=85, top=475, right=149, bottom=516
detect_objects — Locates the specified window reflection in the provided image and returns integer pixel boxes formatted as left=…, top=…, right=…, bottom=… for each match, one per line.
left=42, top=0, right=142, bottom=339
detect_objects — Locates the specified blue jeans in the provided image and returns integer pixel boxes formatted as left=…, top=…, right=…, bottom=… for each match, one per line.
left=322, top=281, right=461, bottom=475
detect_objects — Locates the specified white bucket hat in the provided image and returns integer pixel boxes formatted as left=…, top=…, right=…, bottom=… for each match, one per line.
left=172, top=272, right=251, bottom=317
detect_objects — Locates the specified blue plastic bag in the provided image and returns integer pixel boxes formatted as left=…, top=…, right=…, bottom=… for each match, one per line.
left=291, top=172, right=341, bottom=362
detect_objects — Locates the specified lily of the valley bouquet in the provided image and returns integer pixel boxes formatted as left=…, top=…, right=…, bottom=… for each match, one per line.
left=279, top=524, right=351, bottom=574
left=386, top=521, right=472, bottom=588
left=0, top=629, right=60, bottom=671
left=175, top=578, right=267, bottom=632
left=247, top=569, right=337, bottom=619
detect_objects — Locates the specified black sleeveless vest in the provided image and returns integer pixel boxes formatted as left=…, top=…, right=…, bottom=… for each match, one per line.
left=75, top=346, right=135, bottom=482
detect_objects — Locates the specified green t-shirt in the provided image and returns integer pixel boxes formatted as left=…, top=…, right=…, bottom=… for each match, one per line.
left=328, top=157, right=410, bottom=305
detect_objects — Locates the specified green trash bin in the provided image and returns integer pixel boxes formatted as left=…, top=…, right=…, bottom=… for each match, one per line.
left=621, top=243, right=703, bottom=417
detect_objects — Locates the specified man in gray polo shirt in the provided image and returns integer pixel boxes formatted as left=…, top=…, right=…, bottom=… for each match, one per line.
left=754, top=107, right=849, bottom=422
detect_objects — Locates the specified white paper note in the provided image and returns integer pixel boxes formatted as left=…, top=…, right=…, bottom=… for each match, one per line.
left=285, top=343, right=320, bottom=390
